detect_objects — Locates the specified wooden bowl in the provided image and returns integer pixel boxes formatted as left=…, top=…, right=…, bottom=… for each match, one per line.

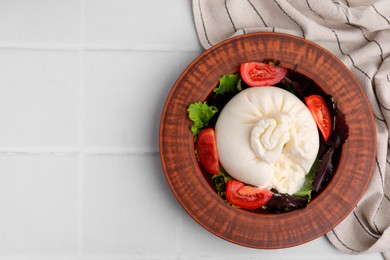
left=159, top=32, right=376, bottom=248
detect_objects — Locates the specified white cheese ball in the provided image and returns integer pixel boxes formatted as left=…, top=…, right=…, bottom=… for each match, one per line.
left=215, top=87, right=319, bottom=195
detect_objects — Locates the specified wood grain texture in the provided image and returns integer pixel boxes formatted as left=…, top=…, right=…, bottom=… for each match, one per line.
left=159, top=33, right=376, bottom=249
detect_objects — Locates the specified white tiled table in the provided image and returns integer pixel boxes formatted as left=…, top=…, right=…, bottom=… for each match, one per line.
left=0, top=1, right=383, bottom=259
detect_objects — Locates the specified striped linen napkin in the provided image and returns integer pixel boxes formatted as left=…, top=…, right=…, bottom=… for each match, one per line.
left=192, top=0, right=390, bottom=258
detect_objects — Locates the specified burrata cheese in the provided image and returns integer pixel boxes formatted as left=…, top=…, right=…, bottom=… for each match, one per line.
left=215, top=87, right=319, bottom=195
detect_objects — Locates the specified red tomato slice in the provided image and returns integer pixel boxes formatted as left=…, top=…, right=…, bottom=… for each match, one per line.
left=226, top=180, right=273, bottom=210
left=196, top=128, right=219, bottom=175
left=240, top=62, right=287, bottom=87
left=305, top=95, right=332, bottom=142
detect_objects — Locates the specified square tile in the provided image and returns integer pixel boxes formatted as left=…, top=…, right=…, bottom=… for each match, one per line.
left=176, top=50, right=203, bottom=73
left=84, top=50, right=181, bottom=151
left=0, top=0, right=80, bottom=45
left=177, top=0, right=203, bottom=52
left=0, top=154, right=79, bottom=255
left=83, top=153, right=180, bottom=256
left=0, top=50, right=80, bottom=147
left=180, top=213, right=280, bottom=258
left=180, top=213, right=383, bottom=259
left=84, top=0, right=179, bottom=49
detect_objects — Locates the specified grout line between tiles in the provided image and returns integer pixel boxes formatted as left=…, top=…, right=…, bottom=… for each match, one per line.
left=0, top=257, right=180, bottom=260
left=0, top=43, right=201, bottom=53
left=77, top=153, right=85, bottom=255
left=0, top=147, right=159, bottom=155
left=77, top=0, right=86, bottom=254
left=79, top=150, right=160, bottom=156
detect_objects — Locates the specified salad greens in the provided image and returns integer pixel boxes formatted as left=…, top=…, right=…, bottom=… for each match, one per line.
left=187, top=65, right=349, bottom=213
left=187, top=101, right=218, bottom=137
left=313, top=147, right=335, bottom=192
left=211, top=167, right=238, bottom=207
left=213, top=73, right=242, bottom=95
left=293, top=158, right=319, bottom=201
left=266, top=193, right=309, bottom=213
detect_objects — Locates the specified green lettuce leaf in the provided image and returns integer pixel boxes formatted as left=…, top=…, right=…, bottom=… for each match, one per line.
left=213, top=74, right=241, bottom=95
left=212, top=167, right=231, bottom=198
left=187, top=101, right=218, bottom=136
left=212, top=167, right=237, bottom=207
left=293, top=158, right=319, bottom=201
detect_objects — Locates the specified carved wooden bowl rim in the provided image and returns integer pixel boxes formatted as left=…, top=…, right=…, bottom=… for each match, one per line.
left=159, top=32, right=376, bottom=249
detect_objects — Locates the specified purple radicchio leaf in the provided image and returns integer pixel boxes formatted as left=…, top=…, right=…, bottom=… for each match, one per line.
left=312, top=147, right=334, bottom=192
left=324, top=96, right=349, bottom=148
left=266, top=193, right=309, bottom=213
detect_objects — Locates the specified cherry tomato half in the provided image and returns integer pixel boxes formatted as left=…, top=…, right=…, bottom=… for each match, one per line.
left=196, top=128, right=219, bottom=175
left=305, top=95, right=332, bottom=142
left=240, top=62, right=287, bottom=87
left=226, top=180, right=273, bottom=210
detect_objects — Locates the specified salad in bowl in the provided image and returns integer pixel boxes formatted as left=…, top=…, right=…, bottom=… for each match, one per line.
left=188, top=60, right=348, bottom=213
left=160, top=32, right=375, bottom=248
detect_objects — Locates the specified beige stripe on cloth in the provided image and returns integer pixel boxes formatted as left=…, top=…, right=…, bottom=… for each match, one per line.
left=192, top=0, right=390, bottom=258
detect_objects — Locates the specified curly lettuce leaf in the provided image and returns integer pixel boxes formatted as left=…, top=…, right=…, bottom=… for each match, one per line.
left=187, top=101, right=218, bottom=136
left=212, top=167, right=231, bottom=199
left=212, top=167, right=238, bottom=207
left=213, top=74, right=241, bottom=95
